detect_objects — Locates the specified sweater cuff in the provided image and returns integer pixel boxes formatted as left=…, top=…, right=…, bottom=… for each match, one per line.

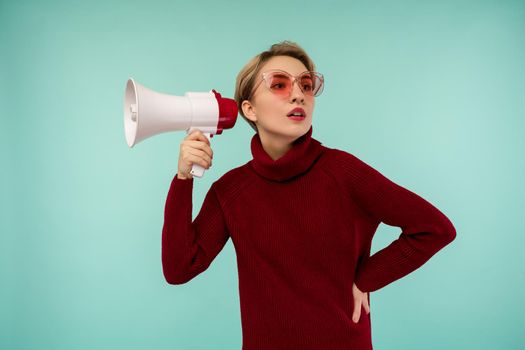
left=164, top=174, right=195, bottom=212
left=173, top=173, right=193, bottom=184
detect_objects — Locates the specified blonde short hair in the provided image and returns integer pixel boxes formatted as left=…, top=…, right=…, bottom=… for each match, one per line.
left=234, top=40, right=317, bottom=133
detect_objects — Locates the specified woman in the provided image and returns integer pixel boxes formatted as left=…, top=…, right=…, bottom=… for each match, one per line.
left=162, top=41, right=456, bottom=350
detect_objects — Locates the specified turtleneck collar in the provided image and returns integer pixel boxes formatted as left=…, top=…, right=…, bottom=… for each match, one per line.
left=248, top=125, right=325, bottom=182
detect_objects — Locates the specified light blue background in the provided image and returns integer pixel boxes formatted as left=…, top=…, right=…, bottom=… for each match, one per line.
left=2, top=0, right=524, bottom=349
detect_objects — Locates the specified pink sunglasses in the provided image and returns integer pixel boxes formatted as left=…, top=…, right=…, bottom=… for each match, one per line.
left=248, top=69, right=325, bottom=100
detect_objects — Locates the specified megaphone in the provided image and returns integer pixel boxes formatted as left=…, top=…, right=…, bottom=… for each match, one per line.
left=124, top=78, right=238, bottom=178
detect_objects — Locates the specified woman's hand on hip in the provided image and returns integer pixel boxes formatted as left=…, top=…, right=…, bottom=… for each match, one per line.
left=352, top=282, right=370, bottom=323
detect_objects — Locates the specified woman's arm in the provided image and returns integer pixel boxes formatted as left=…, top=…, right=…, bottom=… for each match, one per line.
left=161, top=174, right=230, bottom=285
left=338, top=150, right=456, bottom=293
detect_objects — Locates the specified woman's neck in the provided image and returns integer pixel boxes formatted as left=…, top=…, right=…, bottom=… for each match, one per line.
left=258, top=132, right=294, bottom=161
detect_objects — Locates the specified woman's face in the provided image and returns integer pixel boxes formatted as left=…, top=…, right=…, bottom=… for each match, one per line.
left=242, top=55, right=315, bottom=141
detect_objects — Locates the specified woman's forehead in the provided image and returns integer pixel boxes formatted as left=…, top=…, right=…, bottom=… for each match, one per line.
left=259, top=56, right=308, bottom=75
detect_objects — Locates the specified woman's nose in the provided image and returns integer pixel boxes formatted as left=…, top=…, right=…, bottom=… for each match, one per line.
left=290, top=80, right=305, bottom=102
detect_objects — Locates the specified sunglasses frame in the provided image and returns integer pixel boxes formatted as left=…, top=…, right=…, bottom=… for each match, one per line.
left=248, top=69, right=324, bottom=100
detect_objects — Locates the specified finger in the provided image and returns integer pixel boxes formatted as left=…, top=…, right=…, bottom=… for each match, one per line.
left=184, top=140, right=213, bottom=160
left=186, top=151, right=211, bottom=169
left=187, top=130, right=211, bottom=145
left=188, top=140, right=213, bottom=159
left=181, top=148, right=211, bottom=170
left=188, top=154, right=210, bottom=169
left=186, top=146, right=212, bottom=166
left=352, top=301, right=361, bottom=323
left=181, top=141, right=212, bottom=162
left=363, top=294, right=370, bottom=314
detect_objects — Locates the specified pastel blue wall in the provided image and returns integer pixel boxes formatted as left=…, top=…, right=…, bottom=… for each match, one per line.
left=2, top=0, right=524, bottom=349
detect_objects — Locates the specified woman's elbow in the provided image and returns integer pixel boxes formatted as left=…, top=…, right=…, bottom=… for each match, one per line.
left=162, top=264, right=192, bottom=285
left=164, top=275, right=190, bottom=285
left=437, top=216, right=457, bottom=246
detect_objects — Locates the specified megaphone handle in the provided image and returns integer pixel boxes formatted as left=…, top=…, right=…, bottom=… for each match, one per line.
left=190, top=132, right=212, bottom=178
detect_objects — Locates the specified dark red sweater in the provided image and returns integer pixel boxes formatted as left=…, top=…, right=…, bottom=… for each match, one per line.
left=162, top=125, right=456, bottom=349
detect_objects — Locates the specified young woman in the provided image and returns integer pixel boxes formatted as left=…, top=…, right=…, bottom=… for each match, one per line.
left=162, top=41, right=456, bottom=350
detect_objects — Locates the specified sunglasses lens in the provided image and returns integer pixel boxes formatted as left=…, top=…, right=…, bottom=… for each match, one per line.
left=265, top=71, right=324, bottom=97
left=267, top=73, right=293, bottom=96
left=299, top=75, right=314, bottom=95
left=303, top=73, right=324, bottom=97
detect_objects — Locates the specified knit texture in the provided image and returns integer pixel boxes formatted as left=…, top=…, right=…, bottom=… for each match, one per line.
left=162, top=125, right=456, bottom=349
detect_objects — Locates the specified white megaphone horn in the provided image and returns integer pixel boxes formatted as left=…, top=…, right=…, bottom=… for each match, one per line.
left=124, top=78, right=238, bottom=178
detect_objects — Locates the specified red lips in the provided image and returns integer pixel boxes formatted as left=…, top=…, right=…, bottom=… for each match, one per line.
left=287, top=107, right=306, bottom=117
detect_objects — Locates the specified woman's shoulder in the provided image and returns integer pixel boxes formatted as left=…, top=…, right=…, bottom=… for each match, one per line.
left=320, top=145, right=366, bottom=168
left=210, top=162, right=253, bottom=204
left=319, top=145, right=385, bottom=182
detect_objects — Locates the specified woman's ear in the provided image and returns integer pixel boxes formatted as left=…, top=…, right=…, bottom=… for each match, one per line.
left=241, top=100, right=258, bottom=123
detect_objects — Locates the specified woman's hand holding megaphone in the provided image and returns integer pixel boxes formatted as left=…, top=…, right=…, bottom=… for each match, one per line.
left=177, top=130, right=214, bottom=180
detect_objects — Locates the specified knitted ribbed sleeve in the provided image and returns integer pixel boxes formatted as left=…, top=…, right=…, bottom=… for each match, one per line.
left=161, top=175, right=230, bottom=285
left=330, top=149, right=457, bottom=292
